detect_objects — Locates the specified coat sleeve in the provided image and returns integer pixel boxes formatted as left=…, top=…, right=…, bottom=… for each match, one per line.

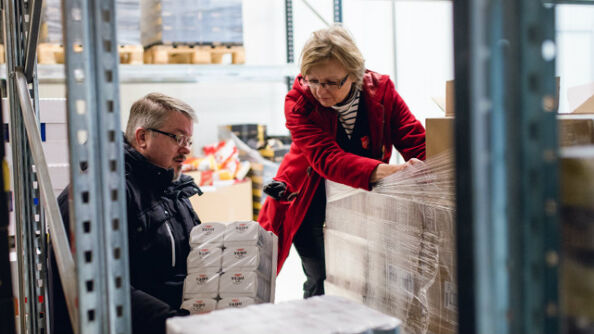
left=285, top=93, right=381, bottom=190
left=387, top=79, right=426, bottom=161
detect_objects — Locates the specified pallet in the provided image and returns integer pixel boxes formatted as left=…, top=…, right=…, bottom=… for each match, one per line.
left=37, top=43, right=144, bottom=64
left=118, top=45, right=143, bottom=65
left=143, top=45, right=245, bottom=65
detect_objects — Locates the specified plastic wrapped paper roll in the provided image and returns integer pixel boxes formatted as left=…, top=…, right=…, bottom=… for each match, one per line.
left=187, top=246, right=222, bottom=272
left=189, top=222, right=226, bottom=247
left=166, top=295, right=401, bottom=334
left=219, top=271, right=270, bottom=301
left=183, top=270, right=220, bottom=299
left=216, top=297, right=257, bottom=310
left=224, top=220, right=273, bottom=250
left=180, top=297, right=217, bottom=315
left=222, top=245, right=271, bottom=275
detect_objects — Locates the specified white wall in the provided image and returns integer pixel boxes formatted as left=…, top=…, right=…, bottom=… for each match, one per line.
left=38, top=0, right=455, bottom=152
left=556, top=5, right=594, bottom=114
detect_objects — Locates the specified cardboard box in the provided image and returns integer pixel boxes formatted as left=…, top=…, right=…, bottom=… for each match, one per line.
left=568, top=82, right=594, bottom=114
left=426, top=115, right=594, bottom=159
left=187, top=174, right=253, bottom=223
left=445, top=80, right=455, bottom=117
left=426, top=117, right=454, bottom=159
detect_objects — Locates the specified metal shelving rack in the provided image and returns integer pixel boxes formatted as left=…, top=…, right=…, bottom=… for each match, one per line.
left=454, top=0, right=561, bottom=333
left=0, top=1, right=311, bottom=333
left=2, top=0, right=131, bottom=332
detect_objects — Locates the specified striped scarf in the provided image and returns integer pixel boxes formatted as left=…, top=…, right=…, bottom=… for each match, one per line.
left=331, top=89, right=360, bottom=139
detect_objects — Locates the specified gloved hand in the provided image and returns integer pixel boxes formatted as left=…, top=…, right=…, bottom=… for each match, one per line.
left=263, top=180, right=287, bottom=201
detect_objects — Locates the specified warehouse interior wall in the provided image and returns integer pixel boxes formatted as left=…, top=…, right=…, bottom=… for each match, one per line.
left=556, top=5, right=594, bottom=114
left=34, top=2, right=594, bottom=151
left=36, top=0, right=455, bottom=156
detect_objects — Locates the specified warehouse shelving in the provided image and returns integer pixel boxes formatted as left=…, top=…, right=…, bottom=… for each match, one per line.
left=0, top=64, right=299, bottom=84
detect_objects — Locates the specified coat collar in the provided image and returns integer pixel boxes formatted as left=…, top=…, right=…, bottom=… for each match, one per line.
left=290, top=71, right=388, bottom=157
left=124, top=136, right=175, bottom=192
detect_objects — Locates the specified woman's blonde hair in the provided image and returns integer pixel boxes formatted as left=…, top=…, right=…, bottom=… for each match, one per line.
left=300, top=24, right=365, bottom=89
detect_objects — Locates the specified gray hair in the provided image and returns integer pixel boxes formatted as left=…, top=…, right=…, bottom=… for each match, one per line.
left=125, top=93, right=197, bottom=145
left=300, top=24, right=366, bottom=89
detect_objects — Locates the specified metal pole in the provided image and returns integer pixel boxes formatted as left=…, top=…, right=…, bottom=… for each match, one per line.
left=14, top=71, right=78, bottom=331
left=0, top=69, right=16, bottom=334
left=454, top=0, right=559, bottom=333
left=285, top=0, right=295, bottom=90
left=333, top=0, right=342, bottom=23
left=61, top=0, right=131, bottom=332
left=24, top=0, right=42, bottom=82
left=3, top=0, right=36, bottom=331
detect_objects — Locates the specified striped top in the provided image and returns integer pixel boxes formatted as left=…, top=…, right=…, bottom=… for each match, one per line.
left=331, top=89, right=360, bottom=139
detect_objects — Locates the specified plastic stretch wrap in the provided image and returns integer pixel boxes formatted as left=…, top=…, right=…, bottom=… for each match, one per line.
left=41, top=0, right=140, bottom=44
left=224, top=221, right=273, bottom=248
left=183, top=270, right=220, bottom=299
left=140, top=0, right=243, bottom=47
left=325, top=152, right=457, bottom=334
left=189, top=222, right=226, bottom=247
left=183, top=221, right=277, bottom=311
left=167, top=295, right=402, bottom=334
left=187, top=246, right=222, bottom=272
left=222, top=245, right=272, bottom=275
left=180, top=297, right=217, bottom=315
left=560, top=147, right=594, bottom=333
left=219, top=271, right=270, bottom=300
left=216, top=297, right=257, bottom=310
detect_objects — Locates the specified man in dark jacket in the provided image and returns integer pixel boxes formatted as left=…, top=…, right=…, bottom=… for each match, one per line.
left=48, top=93, right=202, bottom=334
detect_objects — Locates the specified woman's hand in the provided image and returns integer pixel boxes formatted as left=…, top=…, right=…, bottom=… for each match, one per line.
left=369, top=158, right=424, bottom=183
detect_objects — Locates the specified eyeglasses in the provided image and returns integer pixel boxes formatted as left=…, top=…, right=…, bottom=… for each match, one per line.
left=300, top=73, right=349, bottom=91
left=147, top=128, right=192, bottom=147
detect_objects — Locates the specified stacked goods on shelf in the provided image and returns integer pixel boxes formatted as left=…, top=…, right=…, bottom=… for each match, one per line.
left=141, top=0, right=245, bottom=64
left=218, top=125, right=282, bottom=220
left=39, top=0, right=142, bottom=64
left=220, top=124, right=267, bottom=151
left=324, top=152, right=457, bottom=334
left=168, top=295, right=402, bottom=334
left=560, top=147, right=594, bottom=333
left=183, top=139, right=250, bottom=187
left=182, top=221, right=277, bottom=315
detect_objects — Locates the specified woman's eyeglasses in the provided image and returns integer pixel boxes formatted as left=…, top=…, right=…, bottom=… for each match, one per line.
left=147, top=128, right=192, bottom=147
left=300, top=73, right=349, bottom=91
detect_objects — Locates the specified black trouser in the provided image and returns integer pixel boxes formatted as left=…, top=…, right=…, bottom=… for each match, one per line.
left=293, top=181, right=326, bottom=298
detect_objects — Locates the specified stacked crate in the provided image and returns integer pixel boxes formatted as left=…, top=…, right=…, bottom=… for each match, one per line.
left=141, top=0, right=245, bottom=64
left=182, top=221, right=278, bottom=314
left=38, top=0, right=143, bottom=64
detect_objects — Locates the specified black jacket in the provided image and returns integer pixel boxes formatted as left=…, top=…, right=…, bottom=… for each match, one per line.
left=48, top=138, right=201, bottom=334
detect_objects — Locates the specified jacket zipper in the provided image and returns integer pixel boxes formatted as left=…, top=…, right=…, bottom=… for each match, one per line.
left=164, top=222, right=176, bottom=267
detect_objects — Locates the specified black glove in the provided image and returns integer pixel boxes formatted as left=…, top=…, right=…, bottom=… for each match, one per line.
left=263, top=181, right=287, bottom=201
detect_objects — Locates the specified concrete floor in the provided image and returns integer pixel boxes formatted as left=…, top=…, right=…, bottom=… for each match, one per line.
left=274, top=245, right=306, bottom=303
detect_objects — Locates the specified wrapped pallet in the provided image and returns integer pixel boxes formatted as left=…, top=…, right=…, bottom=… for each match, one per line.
left=560, top=146, right=594, bottom=333
left=167, top=295, right=402, bottom=334
left=40, top=0, right=141, bottom=45
left=324, top=153, right=457, bottom=334
left=183, top=221, right=277, bottom=314
left=140, top=0, right=243, bottom=47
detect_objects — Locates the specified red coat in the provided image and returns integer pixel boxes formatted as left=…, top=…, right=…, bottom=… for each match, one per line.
left=258, top=70, right=426, bottom=271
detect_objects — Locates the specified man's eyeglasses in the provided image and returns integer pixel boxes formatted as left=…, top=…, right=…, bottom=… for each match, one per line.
left=147, top=128, right=192, bottom=147
left=300, top=73, right=349, bottom=91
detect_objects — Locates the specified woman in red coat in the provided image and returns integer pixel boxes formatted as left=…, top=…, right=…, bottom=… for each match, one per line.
left=258, top=25, right=426, bottom=297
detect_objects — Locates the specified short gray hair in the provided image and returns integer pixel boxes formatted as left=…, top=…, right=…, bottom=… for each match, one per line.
left=125, top=93, right=197, bottom=145
left=300, top=24, right=366, bottom=89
